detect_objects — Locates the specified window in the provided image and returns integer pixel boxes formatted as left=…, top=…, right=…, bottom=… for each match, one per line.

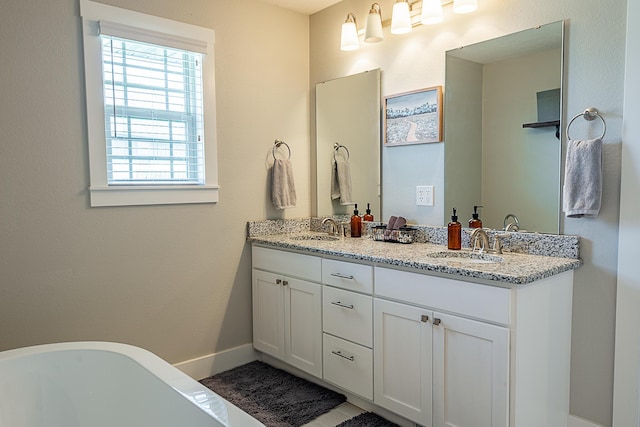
left=81, top=0, right=218, bottom=207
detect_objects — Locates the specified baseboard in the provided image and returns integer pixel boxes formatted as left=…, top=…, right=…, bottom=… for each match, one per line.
left=173, top=343, right=259, bottom=380
left=569, top=414, right=605, bottom=427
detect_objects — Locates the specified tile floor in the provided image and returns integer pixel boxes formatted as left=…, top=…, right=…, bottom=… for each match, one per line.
left=301, top=402, right=366, bottom=427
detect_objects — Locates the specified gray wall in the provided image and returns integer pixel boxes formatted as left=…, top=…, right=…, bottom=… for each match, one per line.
left=310, top=0, right=626, bottom=425
left=0, top=0, right=310, bottom=363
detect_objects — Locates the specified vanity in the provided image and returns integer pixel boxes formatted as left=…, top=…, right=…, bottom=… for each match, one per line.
left=249, top=221, right=581, bottom=427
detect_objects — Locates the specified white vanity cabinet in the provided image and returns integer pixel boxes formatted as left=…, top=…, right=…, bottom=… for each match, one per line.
left=374, top=298, right=433, bottom=425
left=374, top=266, right=573, bottom=427
left=251, top=244, right=574, bottom=427
left=432, top=312, right=509, bottom=427
left=321, top=259, right=374, bottom=400
left=251, top=246, right=323, bottom=378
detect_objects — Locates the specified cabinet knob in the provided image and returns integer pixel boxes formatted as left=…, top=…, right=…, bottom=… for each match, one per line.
left=433, top=318, right=441, bottom=326
left=282, top=280, right=288, bottom=286
left=276, top=279, right=282, bottom=285
left=421, top=315, right=429, bottom=323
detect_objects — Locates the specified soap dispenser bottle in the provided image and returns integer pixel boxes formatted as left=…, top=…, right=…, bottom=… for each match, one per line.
left=468, top=205, right=483, bottom=229
left=448, top=207, right=462, bottom=250
left=363, top=203, right=374, bottom=222
left=351, top=204, right=362, bottom=238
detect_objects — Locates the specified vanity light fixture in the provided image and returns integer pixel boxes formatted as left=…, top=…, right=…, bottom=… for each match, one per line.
left=421, top=0, right=444, bottom=25
left=391, top=0, right=412, bottom=34
left=453, top=0, right=478, bottom=14
left=340, top=12, right=360, bottom=51
left=339, top=0, right=479, bottom=51
left=364, top=3, right=384, bottom=43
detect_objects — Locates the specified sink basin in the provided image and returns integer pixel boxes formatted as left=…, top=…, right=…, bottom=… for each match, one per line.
left=427, top=251, right=503, bottom=264
left=290, top=234, right=340, bottom=242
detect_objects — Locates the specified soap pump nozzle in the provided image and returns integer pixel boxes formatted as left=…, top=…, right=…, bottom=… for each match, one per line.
left=472, top=205, right=482, bottom=220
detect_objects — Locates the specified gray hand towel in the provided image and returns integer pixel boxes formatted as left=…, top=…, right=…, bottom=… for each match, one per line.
left=563, top=138, right=603, bottom=218
left=331, top=159, right=353, bottom=205
left=271, top=158, right=297, bottom=210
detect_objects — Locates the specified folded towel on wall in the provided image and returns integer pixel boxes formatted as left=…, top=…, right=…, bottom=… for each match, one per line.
left=331, top=159, right=353, bottom=205
left=563, top=138, right=603, bottom=218
left=271, top=158, right=297, bottom=210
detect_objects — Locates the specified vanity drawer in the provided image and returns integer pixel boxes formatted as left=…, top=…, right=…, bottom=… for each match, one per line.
left=322, top=259, right=373, bottom=294
left=252, top=246, right=321, bottom=282
left=323, top=286, right=373, bottom=347
left=323, top=333, right=373, bottom=400
left=375, top=267, right=511, bottom=325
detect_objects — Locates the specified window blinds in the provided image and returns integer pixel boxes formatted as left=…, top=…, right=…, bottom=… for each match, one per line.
left=99, top=25, right=205, bottom=185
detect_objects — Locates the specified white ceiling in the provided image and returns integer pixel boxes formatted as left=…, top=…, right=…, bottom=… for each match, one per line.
left=257, top=0, right=342, bottom=15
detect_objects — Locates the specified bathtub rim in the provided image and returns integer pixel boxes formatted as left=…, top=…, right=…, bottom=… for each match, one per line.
left=0, top=341, right=265, bottom=427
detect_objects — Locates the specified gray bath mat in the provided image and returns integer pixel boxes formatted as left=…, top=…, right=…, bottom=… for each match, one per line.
left=199, top=361, right=346, bottom=427
left=336, top=412, right=399, bottom=427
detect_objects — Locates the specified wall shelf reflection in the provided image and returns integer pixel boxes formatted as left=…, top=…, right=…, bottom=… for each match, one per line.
left=522, top=120, right=560, bottom=139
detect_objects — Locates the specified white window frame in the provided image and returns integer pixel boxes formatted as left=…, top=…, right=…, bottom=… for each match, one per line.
left=80, top=0, right=219, bottom=207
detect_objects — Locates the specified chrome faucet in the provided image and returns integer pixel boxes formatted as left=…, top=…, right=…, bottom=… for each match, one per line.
left=470, top=228, right=489, bottom=254
left=503, top=213, right=520, bottom=232
left=321, top=217, right=339, bottom=236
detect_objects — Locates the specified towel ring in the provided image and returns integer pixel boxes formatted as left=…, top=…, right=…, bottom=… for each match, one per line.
left=566, top=107, right=606, bottom=141
left=273, top=139, right=291, bottom=160
left=333, top=143, right=350, bottom=161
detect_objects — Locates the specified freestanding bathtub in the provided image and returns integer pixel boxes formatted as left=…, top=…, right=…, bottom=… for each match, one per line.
left=0, top=341, right=264, bottom=427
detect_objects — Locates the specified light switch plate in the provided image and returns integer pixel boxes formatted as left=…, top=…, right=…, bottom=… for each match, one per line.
left=416, top=185, right=434, bottom=206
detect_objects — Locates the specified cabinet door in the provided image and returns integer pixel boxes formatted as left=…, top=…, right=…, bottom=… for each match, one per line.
left=432, top=312, right=509, bottom=427
left=374, top=299, right=432, bottom=427
left=252, top=269, right=285, bottom=359
left=285, top=278, right=323, bottom=378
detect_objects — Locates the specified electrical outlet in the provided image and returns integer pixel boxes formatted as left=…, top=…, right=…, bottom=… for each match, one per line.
left=416, top=185, right=434, bottom=206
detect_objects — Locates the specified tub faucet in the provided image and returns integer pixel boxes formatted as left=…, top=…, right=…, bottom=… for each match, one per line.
left=322, top=217, right=339, bottom=235
left=470, top=228, right=489, bottom=254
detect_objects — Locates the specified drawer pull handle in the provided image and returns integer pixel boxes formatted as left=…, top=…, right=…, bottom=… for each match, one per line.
left=331, top=350, right=355, bottom=362
left=331, top=301, right=354, bottom=310
left=433, top=318, right=441, bottom=326
left=330, top=273, right=354, bottom=280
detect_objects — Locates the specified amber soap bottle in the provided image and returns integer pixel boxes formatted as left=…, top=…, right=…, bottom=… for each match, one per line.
left=468, top=205, right=483, bottom=229
left=448, top=207, right=462, bottom=250
left=351, top=204, right=362, bottom=238
left=363, top=203, right=374, bottom=222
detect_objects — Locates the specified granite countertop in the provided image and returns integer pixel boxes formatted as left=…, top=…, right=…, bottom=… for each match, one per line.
left=249, top=231, right=583, bottom=286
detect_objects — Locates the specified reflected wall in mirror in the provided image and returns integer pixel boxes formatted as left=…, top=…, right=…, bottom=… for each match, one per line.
left=444, top=21, right=564, bottom=234
left=316, top=69, right=381, bottom=219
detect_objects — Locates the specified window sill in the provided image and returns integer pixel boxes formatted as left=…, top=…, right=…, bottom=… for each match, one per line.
left=89, top=185, right=219, bottom=207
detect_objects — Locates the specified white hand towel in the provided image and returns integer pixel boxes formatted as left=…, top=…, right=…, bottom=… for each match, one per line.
left=330, top=159, right=353, bottom=205
left=563, top=138, right=603, bottom=218
left=271, top=158, right=297, bottom=210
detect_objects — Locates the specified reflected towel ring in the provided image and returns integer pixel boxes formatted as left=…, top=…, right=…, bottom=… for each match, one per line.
left=566, top=107, right=606, bottom=141
left=273, top=139, right=291, bottom=160
left=333, top=143, right=350, bottom=161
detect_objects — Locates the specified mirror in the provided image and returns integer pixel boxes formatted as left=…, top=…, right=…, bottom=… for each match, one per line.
left=444, top=21, right=564, bottom=233
left=316, top=69, right=381, bottom=219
